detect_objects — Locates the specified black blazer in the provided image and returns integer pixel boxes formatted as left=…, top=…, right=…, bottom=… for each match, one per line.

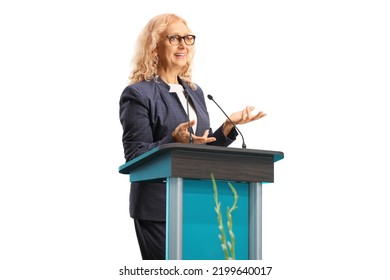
left=119, top=77, right=237, bottom=221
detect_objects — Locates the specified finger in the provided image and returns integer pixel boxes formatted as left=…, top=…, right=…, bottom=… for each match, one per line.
left=242, top=107, right=251, bottom=121
left=250, top=112, right=266, bottom=121
left=179, top=119, right=196, bottom=130
left=246, top=105, right=255, bottom=112
left=245, top=106, right=252, bottom=120
left=192, top=134, right=216, bottom=144
left=195, top=136, right=216, bottom=143
left=255, top=111, right=266, bottom=119
left=172, top=125, right=180, bottom=136
left=241, top=109, right=247, bottom=121
left=202, top=129, right=210, bottom=138
left=205, top=137, right=216, bottom=143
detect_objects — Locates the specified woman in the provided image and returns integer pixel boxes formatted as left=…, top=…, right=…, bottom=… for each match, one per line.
left=119, top=13, right=266, bottom=260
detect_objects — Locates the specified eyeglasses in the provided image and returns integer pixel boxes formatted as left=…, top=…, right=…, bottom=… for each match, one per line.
left=166, top=34, right=196, bottom=46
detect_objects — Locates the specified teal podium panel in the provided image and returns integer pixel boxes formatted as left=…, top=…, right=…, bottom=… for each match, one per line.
left=182, top=179, right=249, bottom=260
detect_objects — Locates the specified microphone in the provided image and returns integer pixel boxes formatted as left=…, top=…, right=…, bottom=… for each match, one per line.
left=207, top=94, right=247, bottom=149
left=184, top=89, right=194, bottom=144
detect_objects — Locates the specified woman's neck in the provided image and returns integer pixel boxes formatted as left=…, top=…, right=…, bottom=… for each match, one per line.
left=158, top=68, right=180, bottom=84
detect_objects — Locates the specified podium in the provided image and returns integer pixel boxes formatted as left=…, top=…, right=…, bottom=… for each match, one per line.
left=119, top=143, right=284, bottom=260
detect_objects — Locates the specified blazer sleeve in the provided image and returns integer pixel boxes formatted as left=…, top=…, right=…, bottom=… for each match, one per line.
left=119, top=85, right=171, bottom=162
left=208, top=124, right=238, bottom=147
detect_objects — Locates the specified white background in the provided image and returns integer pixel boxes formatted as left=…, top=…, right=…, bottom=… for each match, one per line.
left=1, top=0, right=389, bottom=279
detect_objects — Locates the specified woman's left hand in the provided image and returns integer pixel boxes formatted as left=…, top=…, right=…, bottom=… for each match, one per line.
left=229, top=106, right=266, bottom=125
left=222, top=106, right=266, bottom=136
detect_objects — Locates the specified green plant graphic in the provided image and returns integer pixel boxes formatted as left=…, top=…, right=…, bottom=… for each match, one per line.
left=211, top=173, right=239, bottom=260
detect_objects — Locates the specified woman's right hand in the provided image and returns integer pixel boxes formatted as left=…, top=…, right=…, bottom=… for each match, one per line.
left=172, top=120, right=216, bottom=144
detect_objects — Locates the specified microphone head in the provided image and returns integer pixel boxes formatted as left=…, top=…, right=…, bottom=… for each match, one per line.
left=207, top=94, right=213, bottom=100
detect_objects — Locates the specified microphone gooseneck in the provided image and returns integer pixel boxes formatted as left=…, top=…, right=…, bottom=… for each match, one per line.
left=184, top=89, right=194, bottom=144
left=207, top=94, right=247, bottom=149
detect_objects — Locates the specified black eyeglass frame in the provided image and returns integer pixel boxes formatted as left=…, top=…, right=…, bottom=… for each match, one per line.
left=166, top=34, right=196, bottom=46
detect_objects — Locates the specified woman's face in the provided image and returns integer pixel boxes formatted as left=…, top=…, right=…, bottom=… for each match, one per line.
left=156, top=20, right=193, bottom=72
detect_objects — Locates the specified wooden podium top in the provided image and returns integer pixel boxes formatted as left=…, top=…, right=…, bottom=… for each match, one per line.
left=119, top=143, right=284, bottom=183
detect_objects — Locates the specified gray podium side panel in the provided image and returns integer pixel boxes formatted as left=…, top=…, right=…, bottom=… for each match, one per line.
left=166, top=177, right=183, bottom=260
left=249, top=182, right=262, bottom=260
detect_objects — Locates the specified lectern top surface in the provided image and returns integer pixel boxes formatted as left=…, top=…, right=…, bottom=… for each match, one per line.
left=119, top=143, right=283, bottom=174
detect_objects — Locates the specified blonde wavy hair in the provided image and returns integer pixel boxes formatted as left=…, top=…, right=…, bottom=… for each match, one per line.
left=128, top=14, right=196, bottom=89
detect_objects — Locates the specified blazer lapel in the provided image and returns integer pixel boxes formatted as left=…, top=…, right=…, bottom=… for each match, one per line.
left=157, top=80, right=189, bottom=126
left=181, top=84, right=210, bottom=136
